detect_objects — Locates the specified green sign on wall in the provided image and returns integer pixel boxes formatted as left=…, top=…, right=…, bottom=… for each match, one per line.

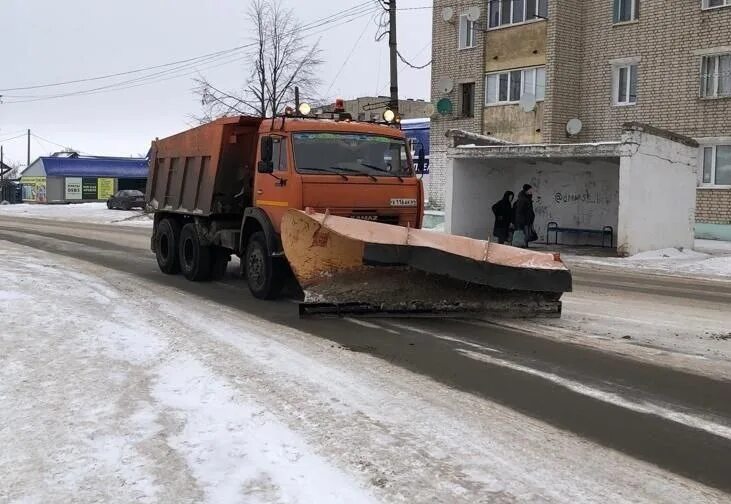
left=82, top=178, right=98, bottom=200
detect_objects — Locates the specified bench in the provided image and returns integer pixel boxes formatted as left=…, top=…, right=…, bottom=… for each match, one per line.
left=546, top=222, right=614, bottom=248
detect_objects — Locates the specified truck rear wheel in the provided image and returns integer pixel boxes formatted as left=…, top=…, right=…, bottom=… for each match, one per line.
left=245, top=231, right=284, bottom=299
left=155, top=217, right=181, bottom=274
left=179, top=223, right=212, bottom=281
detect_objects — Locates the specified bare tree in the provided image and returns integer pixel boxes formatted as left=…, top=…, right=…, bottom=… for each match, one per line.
left=194, top=0, right=322, bottom=121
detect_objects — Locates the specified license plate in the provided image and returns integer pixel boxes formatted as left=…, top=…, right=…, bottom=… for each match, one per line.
left=351, top=214, right=378, bottom=221
left=390, top=198, right=417, bottom=207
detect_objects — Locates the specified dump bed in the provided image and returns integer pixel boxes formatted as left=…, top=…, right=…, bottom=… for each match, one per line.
left=146, top=116, right=262, bottom=217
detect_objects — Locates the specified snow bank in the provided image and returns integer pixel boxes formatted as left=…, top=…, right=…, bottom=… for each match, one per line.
left=0, top=202, right=153, bottom=227
left=629, top=248, right=709, bottom=261
left=572, top=241, right=731, bottom=279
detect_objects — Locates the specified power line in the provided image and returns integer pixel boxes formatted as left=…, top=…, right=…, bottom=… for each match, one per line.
left=31, top=133, right=78, bottom=152
left=325, top=12, right=377, bottom=98
left=396, top=50, right=431, bottom=69
left=0, top=1, right=376, bottom=99
left=377, top=41, right=432, bottom=94
left=2, top=6, right=378, bottom=104
left=0, top=133, right=28, bottom=143
left=0, top=47, right=248, bottom=93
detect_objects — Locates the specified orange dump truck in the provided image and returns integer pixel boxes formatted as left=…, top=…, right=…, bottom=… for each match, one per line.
left=146, top=113, right=571, bottom=317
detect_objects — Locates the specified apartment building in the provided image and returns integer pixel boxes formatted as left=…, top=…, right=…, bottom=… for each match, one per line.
left=430, top=0, right=731, bottom=238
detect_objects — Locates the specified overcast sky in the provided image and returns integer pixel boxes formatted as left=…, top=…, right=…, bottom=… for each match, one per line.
left=0, top=0, right=432, bottom=166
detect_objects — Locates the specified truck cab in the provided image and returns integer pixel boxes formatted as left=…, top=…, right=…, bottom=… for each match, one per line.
left=254, top=117, right=423, bottom=232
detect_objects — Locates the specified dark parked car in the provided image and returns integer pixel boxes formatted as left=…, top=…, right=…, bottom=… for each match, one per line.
left=107, top=190, right=145, bottom=210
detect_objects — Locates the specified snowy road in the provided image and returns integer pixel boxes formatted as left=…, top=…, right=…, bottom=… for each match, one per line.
left=1, top=214, right=731, bottom=502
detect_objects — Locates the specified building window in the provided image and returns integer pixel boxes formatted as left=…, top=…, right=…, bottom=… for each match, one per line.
left=614, top=0, right=639, bottom=22
left=703, top=0, right=731, bottom=9
left=461, top=83, right=475, bottom=117
left=488, top=0, right=548, bottom=28
left=613, top=63, right=638, bottom=105
left=703, top=145, right=731, bottom=185
left=458, top=15, right=476, bottom=49
left=485, top=67, right=546, bottom=105
left=701, top=54, right=731, bottom=98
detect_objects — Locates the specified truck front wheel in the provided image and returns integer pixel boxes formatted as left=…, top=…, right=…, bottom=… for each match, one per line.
left=245, top=231, right=284, bottom=299
left=179, top=223, right=212, bottom=281
left=155, top=217, right=181, bottom=274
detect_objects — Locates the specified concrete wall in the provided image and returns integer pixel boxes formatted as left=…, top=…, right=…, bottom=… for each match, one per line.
left=485, top=21, right=547, bottom=72
left=617, top=129, right=698, bottom=256
left=446, top=159, right=515, bottom=239
left=446, top=157, right=620, bottom=244
left=484, top=103, right=544, bottom=143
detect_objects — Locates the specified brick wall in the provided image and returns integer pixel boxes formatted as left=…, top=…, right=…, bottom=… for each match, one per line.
left=697, top=188, right=731, bottom=224
left=428, top=0, right=485, bottom=209
left=543, top=0, right=585, bottom=143
left=570, top=1, right=731, bottom=142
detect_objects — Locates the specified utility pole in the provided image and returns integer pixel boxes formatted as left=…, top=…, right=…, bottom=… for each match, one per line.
left=1, top=145, right=4, bottom=202
left=27, top=129, right=31, bottom=168
left=388, top=0, right=399, bottom=116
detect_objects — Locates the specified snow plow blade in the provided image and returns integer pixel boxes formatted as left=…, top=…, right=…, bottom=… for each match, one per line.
left=280, top=209, right=572, bottom=319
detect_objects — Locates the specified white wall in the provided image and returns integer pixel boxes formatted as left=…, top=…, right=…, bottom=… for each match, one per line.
left=617, top=130, right=697, bottom=256
left=446, top=158, right=513, bottom=238
left=447, top=157, right=620, bottom=244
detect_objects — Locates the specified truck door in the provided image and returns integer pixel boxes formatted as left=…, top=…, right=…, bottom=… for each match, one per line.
left=255, top=135, right=294, bottom=233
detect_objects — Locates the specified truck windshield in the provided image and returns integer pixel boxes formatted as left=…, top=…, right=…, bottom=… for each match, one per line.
left=292, top=132, right=411, bottom=178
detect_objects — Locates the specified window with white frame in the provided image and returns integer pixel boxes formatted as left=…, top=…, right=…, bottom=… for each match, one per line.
left=458, top=15, right=476, bottom=49
left=701, top=54, right=731, bottom=98
left=613, top=63, right=638, bottom=105
left=485, top=67, right=546, bottom=105
left=703, top=0, right=731, bottom=9
left=488, top=0, right=548, bottom=28
left=702, top=145, right=731, bottom=185
left=614, top=0, right=639, bottom=22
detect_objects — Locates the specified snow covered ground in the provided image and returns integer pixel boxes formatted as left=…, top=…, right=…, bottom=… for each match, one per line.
left=2, top=240, right=728, bottom=503
left=564, top=239, right=731, bottom=279
left=0, top=202, right=153, bottom=227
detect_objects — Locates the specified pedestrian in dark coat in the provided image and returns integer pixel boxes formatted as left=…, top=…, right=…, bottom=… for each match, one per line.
left=512, top=184, right=536, bottom=248
left=491, top=191, right=514, bottom=244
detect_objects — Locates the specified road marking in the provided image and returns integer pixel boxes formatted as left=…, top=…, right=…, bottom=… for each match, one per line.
left=387, top=322, right=502, bottom=353
left=256, top=199, right=289, bottom=207
left=344, top=318, right=400, bottom=335
left=458, top=349, right=731, bottom=441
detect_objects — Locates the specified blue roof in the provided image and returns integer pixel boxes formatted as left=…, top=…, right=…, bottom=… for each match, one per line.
left=41, top=156, right=148, bottom=178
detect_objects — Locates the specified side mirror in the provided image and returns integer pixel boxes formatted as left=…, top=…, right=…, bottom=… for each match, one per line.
left=258, top=136, right=274, bottom=174
left=416, top=148, right=426, bottom=174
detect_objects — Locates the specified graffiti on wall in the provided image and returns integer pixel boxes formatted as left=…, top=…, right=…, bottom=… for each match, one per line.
left=554, top=190, right=604, bottom=205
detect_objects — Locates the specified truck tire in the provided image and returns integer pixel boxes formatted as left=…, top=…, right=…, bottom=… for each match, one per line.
left=210, top=247, right=230, bottom=281
left=155, top=218, right=181, bottom=274
left=179, top=223, right=212, bottom=281
left=245, top=231, right=284, bottom=299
